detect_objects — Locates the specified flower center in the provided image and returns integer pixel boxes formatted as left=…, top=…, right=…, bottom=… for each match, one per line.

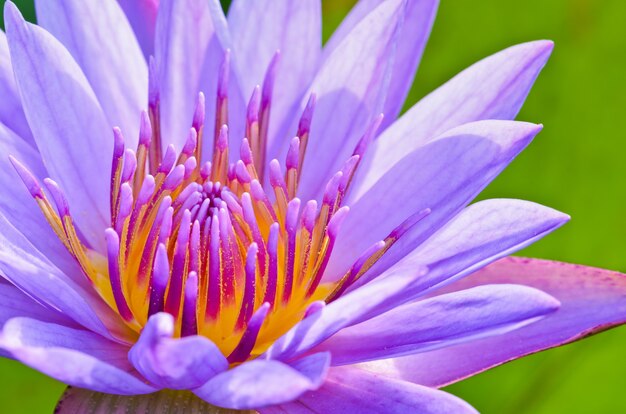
left=11, top=52, right=424, bottom=363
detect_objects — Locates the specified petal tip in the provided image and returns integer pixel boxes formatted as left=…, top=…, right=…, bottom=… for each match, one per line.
left=3, top=0, right=24, bottom=31
left=558, top=212, right=571, bottom=223
left=523, top=39, right=555, bottom=65
left=520, top=39, right=554, bottom=55
left=537, top=39, right=555, bottom=53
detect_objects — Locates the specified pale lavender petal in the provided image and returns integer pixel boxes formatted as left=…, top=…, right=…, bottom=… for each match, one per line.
left=313, top=284, right=558, bottom=365
left=0, top=122, right=81, bottom=278
left=193, top=353, right=330, bottom=410
left=328, top=120, right=541, bottom=279
left=354, top=40, right=554, bottom=194
left=324, top=0, right=439, bottom=130
left=36, top=0, right=148, bottom=149
left=117, top=0, right=159, bottom=58
left=265, top=268, right=425, bottom=361
left=362, top=199, right=569, bottom=297
left=0, top=31, right=32, bottom=144
left=260, top=367, right=477, bottom=414
left=228, top=0, right=321, bottom=149
left=359, top=257, right=626, bottom=387
left=0, top=212, right=125, bottom=340
left=288, top=352, right=330, bottom=388
left=0, top=281, right=75, bottom=328
left=277, top=0, right=404, bottom=201
left=0, top=317, right=155, bottom=395
left=129, top=312, right=228, bottom=389
left=156, top=0, right=239, bottom=151
left=4, top=2, right=111, bottom=249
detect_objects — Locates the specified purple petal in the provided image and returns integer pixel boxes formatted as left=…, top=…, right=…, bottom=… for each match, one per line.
left=356, top=40, right=554, bottom=192
left=278, top=0, right=404, bottom=201
left=36, top=0, right=148, bottom=149
left=364, top=198, right=569, bottom=297
left=4, top=2, right=111, bottom=249
left=0, top=281, right=75, bottom=330
left=329, top=120, right=542, bottom=279
left=324, top=0, right=439, bottom=130
left=359, top=257, right=626, bottom=387
left=260, top=367, right=477, bottom=414
left=193, top=353, right=330, bottom=409
left=129, top=312, right=228, bottom=389
left=313, top=284, right=558, bottom=365
left=0, top=317, right=155, bottom=395
left=0, top=212, right=126, bottom=340
left=0, top=31, right=32, bottom=144
left=155, top=0, right=239, bottom=151
left=117, top=0, right=159, bottom=58
left=265, top=267, right=426, bottom=361
left=228, top=0, right=321, bottom=149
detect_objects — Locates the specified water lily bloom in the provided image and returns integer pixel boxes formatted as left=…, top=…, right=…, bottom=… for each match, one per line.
left=1, top=0, right=625, bottom=412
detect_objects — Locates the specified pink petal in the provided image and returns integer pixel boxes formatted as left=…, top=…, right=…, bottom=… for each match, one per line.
left=358, top=257, right=626, bottom=387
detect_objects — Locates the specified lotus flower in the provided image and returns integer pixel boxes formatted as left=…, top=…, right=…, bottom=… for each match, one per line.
left=0, top=0, right=625, bottom=412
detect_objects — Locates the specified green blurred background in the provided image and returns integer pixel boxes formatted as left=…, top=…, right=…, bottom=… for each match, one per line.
left=1, top=0, right=626, bottom=412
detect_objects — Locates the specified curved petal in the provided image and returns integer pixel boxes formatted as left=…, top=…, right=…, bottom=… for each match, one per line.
left=324, top=0, right=439, bottom=130
left=0, top=31, right=32, bottom=144
left=36, top=0, right=148, bottom=149
left=265, top=267, right=425, bottom=361
left=228, top=0, right=321, bottom=149
left=355, top=40, right=554, bottom=193
left=313, top=284, right=558, bottom=365
left=117, top=0, right=159, bottom=58
left=5, top=2, right=111, bottom=249
left=359, top=257, right=626, bottom=387
left=354, top=198, right=568, bottom=303
left=329, top=120, right=542, bottom=279
left=129, top=313, right=228, bottom=389
left=0, top=212, right=125, bottom=340
left=277, top=0, right=404, bottom=200
left=0, top=317, right=154, bottom=395
left=260, top=367, right=477, bottom=414
left=193, top=353, right=330, bottom=410
left=0, top=281, right=77, bottom=358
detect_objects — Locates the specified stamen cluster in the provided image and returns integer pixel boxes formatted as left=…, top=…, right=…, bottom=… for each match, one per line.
left=12, top=51, right=422, bottom=362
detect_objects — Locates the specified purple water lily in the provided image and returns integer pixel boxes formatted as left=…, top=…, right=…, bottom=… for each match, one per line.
left=0, top=0, right=625, bottom=412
